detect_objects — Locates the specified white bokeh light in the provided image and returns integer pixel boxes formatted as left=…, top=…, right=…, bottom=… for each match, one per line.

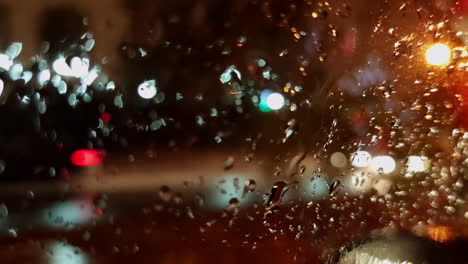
left=46, top=241, right=90, bottom=264
left=38, top=69, right=51, bottom=86
left=406, top=156, right=430, bottom=172
left=53, top=56, right=95, bottom=81
left=9, top=63, right=23, bottom=80
left=42, top=200, right=94, bottom=229
left=53, top=56, right=74, bottom=77
left=70, top=57, right=90, bottom=78
left=0, top=54, right=13, bottom=70
left=370, top=156, right=396, bottom=174
left=5, top=42, right=22, bottom=59
left=266, top=92, right=285, bottom=110
left=83, top=67, right=99, bottom=85
left=351, top=151, right=372, bottom=167
left=138, top=80, right=157, bottom=99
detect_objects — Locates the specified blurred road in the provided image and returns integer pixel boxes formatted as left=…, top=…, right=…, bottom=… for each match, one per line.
left=0, top=151, right=466, bottom=263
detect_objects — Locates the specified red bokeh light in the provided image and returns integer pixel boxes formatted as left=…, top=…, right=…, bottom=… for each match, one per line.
left=70, top=149, right=105, bottom=166
left=101, top=112, right=112, bottom=123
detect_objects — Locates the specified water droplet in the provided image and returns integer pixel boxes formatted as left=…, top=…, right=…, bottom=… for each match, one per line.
left=21, top=71, right=32, bottom=84
left=8, top=228, right=17, bottom=238
left=38, top=99, right=47, bottom=114
left=329, top=180, right=341, bottom=195
left=0, top=160, right=5, bottom=174
left=154, top=92, right=165, bottom=103
left=82, top=231, right=91, bottom=241
left=230, top=178, right=239, bottom=193
left=195, top=194, right=205, bottom=207
left=227, top=198, right=240, bottom=213
left=68, top=94, right=77, bottom=107
left=173, top=193, right=183, bottom=204
left=265, top=181, right=289, bottom=216
left=51, top=75, right=61, bottom=87
left=242, top=179, right=256, bottom=198
left=84, top=39, right=95, bottom=52
left=154, top=201, right=164, bottom=212
left=9, top=63, right=23, bottom=80
left=106, top=81, right=115, bottom=91
left=138, top=48, right=147, bottom=57
left=27, top=191, right=35, bottom=199
left=0, top=204, right=8, bottom=218
left=256, top=59, right=266, bottom=67
left=186, top=206, right=195, bottom=219
left=224, top=156, right=235, bottom=170
left=159, top=185, right=172, bottom=202
left=0, top=79, right=3, bottom=97
left=210, top=108, right=218, bottom=117
left=150, top=119, right=166, bottom=131
left=283, top=119, right=297, bottom=142
left=299, top=165, right=306, bottom=175
left=114, top=94, right=123, bottom=108
left=237, top=35, right=247, bottom=44
left=5, top=42, right=22, bottom=59
left=196, top=115, right=205, bottom=126
left=49, top=167, right=56, bottom=177
left=228, top=197, right=239, bottom=206
left=58, top=80, right=67, bottom=94
left=221, top=47, right=232, bottom=55
left=39, top=41, right=50, bottom=54
left=220, top=65, right=241, bottom=84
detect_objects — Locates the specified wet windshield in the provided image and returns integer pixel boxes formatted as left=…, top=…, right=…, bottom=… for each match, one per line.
left=0, top=0, right=467, bottom=263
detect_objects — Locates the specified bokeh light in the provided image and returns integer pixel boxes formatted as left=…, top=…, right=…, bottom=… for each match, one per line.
left=406, top=156, right=430, bottom=172
left=37, top=69, right=51, bottom=86
left=70, top=149, right=105, bottom=167
left=344, top=170, right=374, bottom=194
left=306, top=177, right=330, bottom=200
left=330, top=152, right=347, bottom=168
left=259, top=90, right=285, bottom=112
left=46, top=241, right=90, bottom=264
left=266, top=93, right=285, bottom=110
left=370, top=156, right=396, bottom=174
left=373, top=179, right=393, bottom=195
left=137, top=80, right=157, bottom=99
left=42, top=200, right=95, bottom=229
left=0, top=54, right=13, bottom=70
left=350, top=151, right=372, bottom=168
left=425, top=43, right=451, bottom=66
left=427, top=226, right=454, bottom=243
